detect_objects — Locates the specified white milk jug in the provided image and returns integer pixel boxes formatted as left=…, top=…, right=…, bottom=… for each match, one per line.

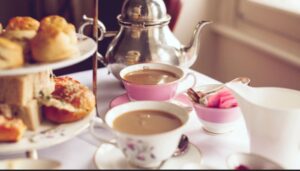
left=226, top=82, right=300, bottom=169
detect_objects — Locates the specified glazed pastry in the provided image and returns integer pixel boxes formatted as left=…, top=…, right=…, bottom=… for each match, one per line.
left=41, top=76, right=95, bottom=123
left=0, top=115, right=27, bottom=142
left=2, top=16, right=39, bottom=61
left=5, top=16, right=39, bottom=31
left=0, top=37, right=24, bottom=69
left=30, top=15, right=78, bottom=63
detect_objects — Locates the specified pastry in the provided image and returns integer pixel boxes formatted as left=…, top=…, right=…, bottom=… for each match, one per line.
left=42, top=76, right=95, bottom=123
left=0, top=71, right=54, bottom=131
left=0, top=37, right=24, bottom=69
left=30, top=15, right=78, bottom=63
left=0, top=23, right=2, bottom=33
left=0, top=100, right=42, bottom=131
left=5, top=16, right=39, bottom=31
left=0, top=104, right=12, bottom=118
left=0, top=115, right=27, bottom=142
left=2, top=16, right=40, bottom=61
left=4, top=16, right=39, bottom=36
left=39, top=15, right=70, bottom=31
left=15, top=99, right=42, bottom=131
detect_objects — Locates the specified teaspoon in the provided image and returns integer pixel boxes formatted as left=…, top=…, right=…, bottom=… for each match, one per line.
left=173, top=134, right=189, bottom=157
left=156, top=134, right=190, bottom=169
left=187, top=77, right=251, bottom=103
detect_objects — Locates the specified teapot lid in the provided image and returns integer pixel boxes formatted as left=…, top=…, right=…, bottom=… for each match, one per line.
left=117, top=0, right=171, bottom=26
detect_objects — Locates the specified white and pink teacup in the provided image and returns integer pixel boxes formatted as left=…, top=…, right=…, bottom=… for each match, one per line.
left=119, top=63, right=196, bottom=101
left=90, top=101, right=189, bottom=168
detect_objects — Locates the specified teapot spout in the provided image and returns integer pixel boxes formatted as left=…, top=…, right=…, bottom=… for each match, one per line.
left=181, top=21, right=212, bottom=67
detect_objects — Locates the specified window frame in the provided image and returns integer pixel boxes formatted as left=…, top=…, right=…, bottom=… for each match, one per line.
left=238, top=0, right=300, bottom=41
left=214, top=0, right=300, bottom=68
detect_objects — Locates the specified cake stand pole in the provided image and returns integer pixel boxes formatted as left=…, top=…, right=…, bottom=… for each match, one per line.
left=26, top=149, right=38, bottom=159
left=92, top=0, right=101, bottom=119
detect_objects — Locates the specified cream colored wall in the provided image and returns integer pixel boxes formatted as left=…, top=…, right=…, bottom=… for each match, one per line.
left=173, top=0, right=214, bottom=44
left=173, top=0, right=218, bottom=78
left=173, top=0, right=300, bottom=90
left=214, top=36, right=300, bottom=89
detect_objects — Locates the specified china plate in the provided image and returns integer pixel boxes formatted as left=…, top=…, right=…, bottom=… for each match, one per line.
left=0, top=34, right=97, bottom=76
left=110, top=93, right=194, bottom=110
left=0, top=110, right=95, bottom=154
left=94, top=143, right=203, bottom=169
left=0, top=158, right=61, bottom=169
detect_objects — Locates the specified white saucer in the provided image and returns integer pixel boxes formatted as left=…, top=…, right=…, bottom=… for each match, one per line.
left=94, top=143, right=203, bottom=169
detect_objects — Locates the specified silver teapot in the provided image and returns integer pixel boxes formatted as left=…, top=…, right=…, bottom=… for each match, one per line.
left=79, top=0, right=212, bottom=79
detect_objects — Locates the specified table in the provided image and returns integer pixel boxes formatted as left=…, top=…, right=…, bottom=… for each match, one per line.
left=0, top=68, right=249, bottom=169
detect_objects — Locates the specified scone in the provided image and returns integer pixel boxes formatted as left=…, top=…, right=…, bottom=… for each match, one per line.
left=4, top=16, right=39, bottom=37
left=2, top=16, right=40, bottom=61
left=41, top=76, right=95, bottom=123
left=0, top=115, right=27, bottom=142
left=30, top=15, right=78, bottom=63
left=0, top=37, right=24, bottom=69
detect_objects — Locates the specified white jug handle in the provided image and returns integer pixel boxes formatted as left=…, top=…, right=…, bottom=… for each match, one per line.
left=89, top=117, right=118, bottom=147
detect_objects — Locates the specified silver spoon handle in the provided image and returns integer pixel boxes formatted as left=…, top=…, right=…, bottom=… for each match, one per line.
left=203, top=77, right=250, bottom=95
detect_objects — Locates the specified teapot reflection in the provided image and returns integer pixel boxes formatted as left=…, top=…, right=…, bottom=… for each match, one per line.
left=79, top=0, right=212, bottom=79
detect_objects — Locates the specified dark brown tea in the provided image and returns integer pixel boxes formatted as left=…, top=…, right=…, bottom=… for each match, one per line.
left=123, top=69, right=179, bottom=85
left=113, top=110, right=182, bottom=135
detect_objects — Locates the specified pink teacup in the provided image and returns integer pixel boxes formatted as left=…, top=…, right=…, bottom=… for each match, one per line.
left=119, top=63, right=196, bottom=101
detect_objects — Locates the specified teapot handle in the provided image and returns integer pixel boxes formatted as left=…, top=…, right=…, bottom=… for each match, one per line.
left=78, top=14, right=107, bottom=41
left=79, top=15, right=118, bottom=40
left=79, top=15, right=117, bottom=68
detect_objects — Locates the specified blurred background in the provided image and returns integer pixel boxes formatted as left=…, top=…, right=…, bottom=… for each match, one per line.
left=0, top=0, right=299, bottom=90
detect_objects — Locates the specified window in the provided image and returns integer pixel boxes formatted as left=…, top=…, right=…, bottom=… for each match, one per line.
left=215, top=0, right=300, bottom=67
left=238, top=0, right=300, bottom=41
left=251, top=0, right=300, bottom=15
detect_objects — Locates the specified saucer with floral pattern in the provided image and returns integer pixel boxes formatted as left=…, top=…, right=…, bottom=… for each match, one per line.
left=94, top=142, right=203, bottom=169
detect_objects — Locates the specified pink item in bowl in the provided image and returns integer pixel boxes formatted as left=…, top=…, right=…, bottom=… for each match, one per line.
left=206, top=88, right=238, bottom=108
left=192, top=84, right=242, bottom=134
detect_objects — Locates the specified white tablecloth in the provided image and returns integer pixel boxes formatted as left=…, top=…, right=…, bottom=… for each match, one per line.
left=0, top=68, right=249, bottom=169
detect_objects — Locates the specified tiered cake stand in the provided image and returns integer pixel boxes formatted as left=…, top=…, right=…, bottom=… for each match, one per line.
left=0, top=34, right=97, bottom=159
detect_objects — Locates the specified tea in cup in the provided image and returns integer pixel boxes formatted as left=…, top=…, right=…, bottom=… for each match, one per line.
left=90, top=101, right=189, bottom=168
left=119, top=63, right=196, bottom=101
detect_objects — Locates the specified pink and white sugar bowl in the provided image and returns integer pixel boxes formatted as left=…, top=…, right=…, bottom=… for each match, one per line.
left=188, top=84, right=243, bottom=134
